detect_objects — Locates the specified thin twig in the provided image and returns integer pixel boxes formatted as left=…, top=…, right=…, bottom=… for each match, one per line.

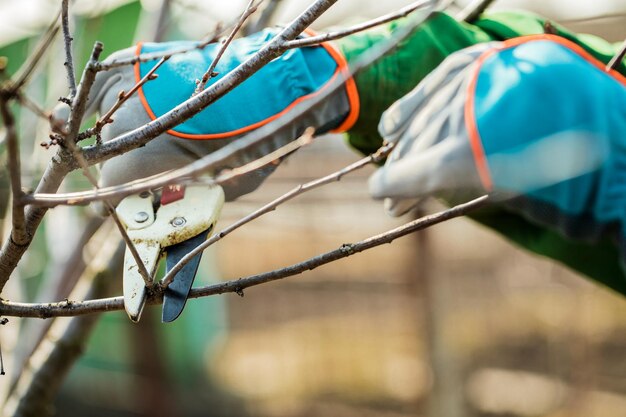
left=9, top=15, right=60, bottom=95
left=79, top=57, right=169, bottom=142
left=62, top=124, right=153, bottom=286
left=61, top=0, right=77, bottom=101
left=15, top=93, right=51, bottom=122
left=151, top=0, right=173, bottom=42
left=160, top=140, right=392, bottom=287
left=194, top=0, right=260, bottom=95
left=0, top=195, right=490, bottom=318
left=245, top=0, right=282, bottom=35
left=607, top=37, right=626, bottom=71
left=64, top=42, right=102, bottom=141
left=285, top=0, right=432, bottom=49
left=95, top=23, right=228, bottom=72
left=456, top=0, right=496, bottom=22
left=161, top=127, right=317, bottom=287
left=0, top=99, right=28, bottom=245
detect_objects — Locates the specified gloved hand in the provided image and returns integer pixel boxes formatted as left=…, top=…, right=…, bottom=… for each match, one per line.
left=369, top=34, right=626, bottom=294
left=57, top=28, right=358, bottom=203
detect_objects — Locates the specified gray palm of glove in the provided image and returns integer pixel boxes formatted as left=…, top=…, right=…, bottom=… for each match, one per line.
left=368, top=42, right=494, bottom=216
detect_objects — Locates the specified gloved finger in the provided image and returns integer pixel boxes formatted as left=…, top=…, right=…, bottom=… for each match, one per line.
left=383, top=197, right=423, bottom=217
left=385, top=60, right=472, bottom=164
left=369, top=133, right=482, bottom=200
left=378, top=42, right=495, bottom=144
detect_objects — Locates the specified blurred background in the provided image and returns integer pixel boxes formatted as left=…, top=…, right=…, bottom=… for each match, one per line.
left=1, top=0, right=626, bottom=416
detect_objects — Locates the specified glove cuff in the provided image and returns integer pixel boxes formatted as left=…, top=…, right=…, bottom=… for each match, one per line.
left=134, top=28, right=359, bottom=140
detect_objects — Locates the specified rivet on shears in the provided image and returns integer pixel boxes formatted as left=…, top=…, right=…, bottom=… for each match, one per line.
left=171, top=217, right=186, bottom=227
left=134, top=211, right=149, bottom=223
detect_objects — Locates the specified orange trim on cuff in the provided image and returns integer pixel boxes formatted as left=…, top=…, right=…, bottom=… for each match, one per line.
left=133, top=30, right=360, bottom=141
left=464, top=47, right=496, bottom=192
left=464, top=33, right=626, bottom=192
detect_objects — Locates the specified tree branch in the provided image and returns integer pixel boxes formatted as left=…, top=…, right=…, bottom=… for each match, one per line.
left=94, top=26, right=224, bottom=72
left=284, top=0, right=433, bottom=49
left=607, top=37, right=626, bottom=71
left=245, top=0, right=282, bottom=35
left=0, top=99, right=27, bottom=246
left=7, top=216, right=108, bottom=396
left=194, top=0, right=260, bottom=94
left=456, top=0, right=496, bottom=23
left=9, top=15, right=60, bottom=94
left=0, top=195, right=490, bottom=319
left=78, top=56, right=168, bottom=143
left=61, top=0, right=77, bottom=101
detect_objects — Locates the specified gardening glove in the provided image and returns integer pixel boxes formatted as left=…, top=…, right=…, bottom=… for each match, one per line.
left=336, top=11, right=626, bottom=156
left=369, top=35, right=626, bottom=295
left=55, top=28, right=358, bottom=203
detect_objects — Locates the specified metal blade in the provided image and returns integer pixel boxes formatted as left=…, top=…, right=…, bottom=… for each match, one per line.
left=123, top=242, right=160, bottom=323
left=162, top=229, right=211, bottom=322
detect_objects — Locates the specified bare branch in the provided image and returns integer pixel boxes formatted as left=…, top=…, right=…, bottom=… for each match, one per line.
left=161, top=127, right=316, bottom=287
left=79, top=56, right=169, bottom=142
left=61, top=0, right=77, bottom=100
left=0, top=98, right=27, bottom=245
left=0, top=159, right=71, bottom=290
left=285, top=0, right=433, bottom=49
left=161, top=139, right=392, bottom=287
left=10, top=14, right=60, bottom=94
left=607, top=37, right=626, bottom=71
left=151, top=0, right=173, bottom=42
left=50, top=37, right=154, bottom=284
left=62, top=116, right=153, bottom=287
left=456, top=0, right=496, bottom=23
left=95, top=23, right=228, bottom=72
left=194, top=0, right=260, bottom=94
left=15, top=93, right=52, bottom=122
left=65, top=42, right=103, bottom=141
left=245, top=0, right=283, bottom=35
left=0, top=195, right=490, bottom=318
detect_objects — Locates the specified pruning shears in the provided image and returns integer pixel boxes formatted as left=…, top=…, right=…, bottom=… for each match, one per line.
left=116, top=184, right=224, bottom=322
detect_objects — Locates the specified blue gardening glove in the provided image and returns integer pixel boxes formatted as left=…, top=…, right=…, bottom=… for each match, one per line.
left=369, top=34, right=626, bottom=293
left=55, top=28, right=358, bottom=202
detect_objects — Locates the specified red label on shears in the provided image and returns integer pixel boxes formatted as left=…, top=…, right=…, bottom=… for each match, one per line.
left=161, top=184, right=186, bottom=205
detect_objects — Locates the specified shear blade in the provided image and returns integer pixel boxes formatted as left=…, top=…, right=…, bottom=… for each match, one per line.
left=162, top=229, right=210, bottom=322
